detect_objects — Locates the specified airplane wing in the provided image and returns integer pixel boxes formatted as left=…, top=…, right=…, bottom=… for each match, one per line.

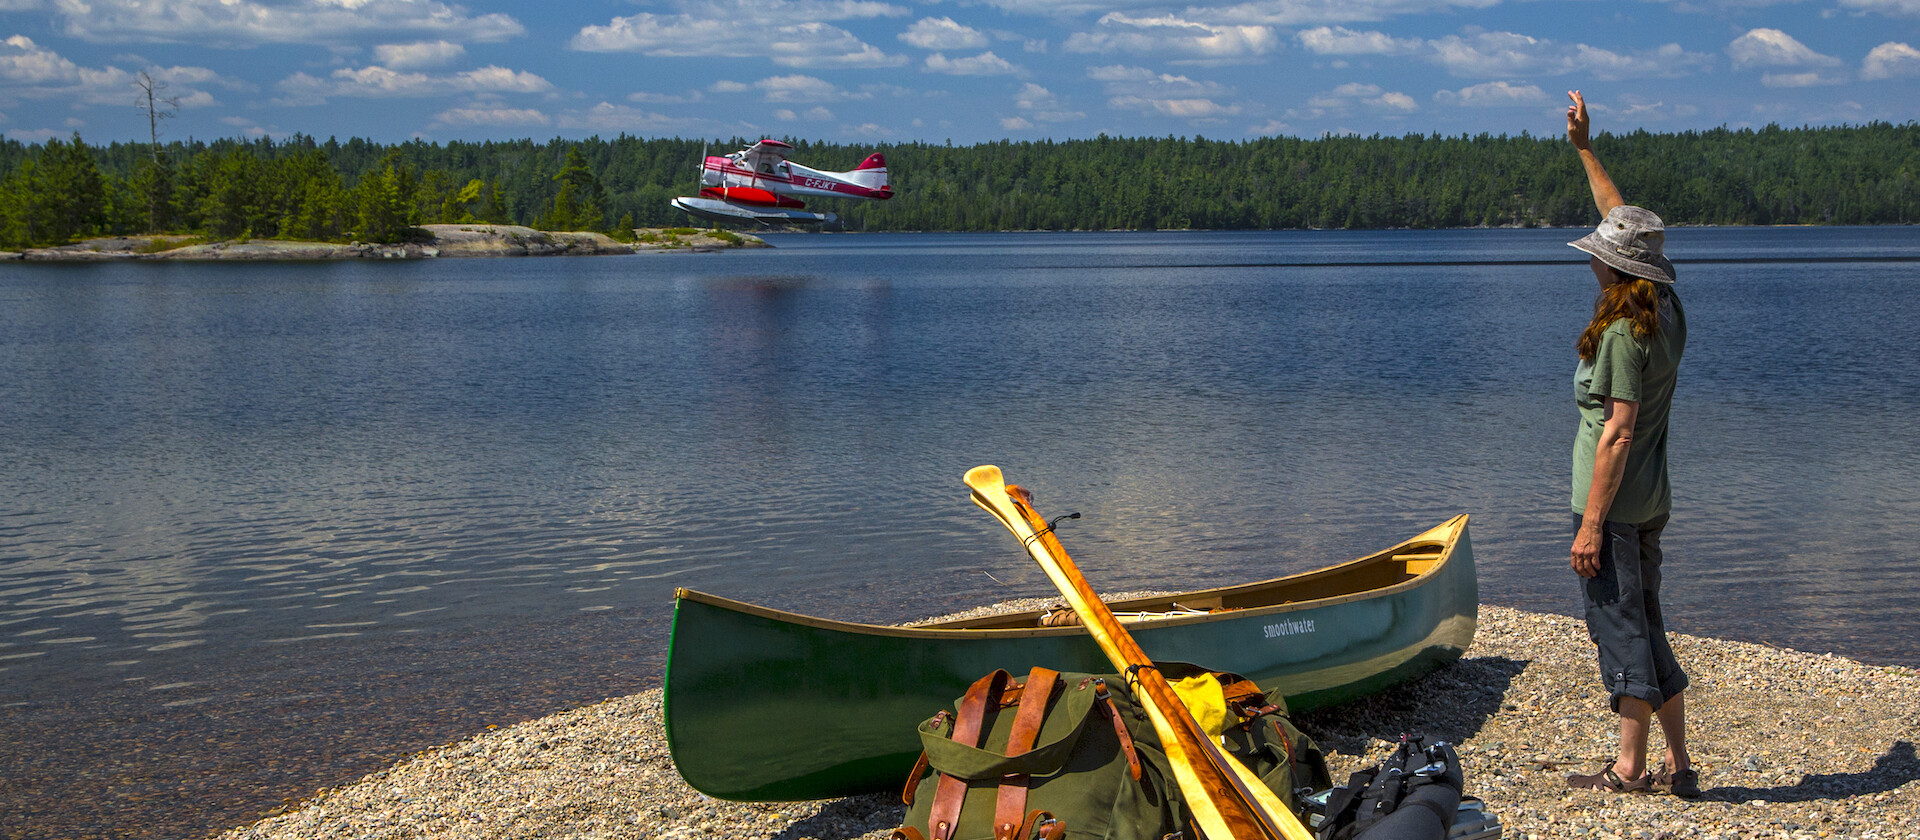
left=745, top=139, right=794, bottom=160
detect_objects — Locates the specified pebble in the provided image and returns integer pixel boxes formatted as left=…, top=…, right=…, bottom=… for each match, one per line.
left=213, top=606, right=1920, bottom=840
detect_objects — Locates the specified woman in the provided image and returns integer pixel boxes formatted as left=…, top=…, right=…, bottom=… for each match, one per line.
left=1561, top=90, right=1698, bottom=799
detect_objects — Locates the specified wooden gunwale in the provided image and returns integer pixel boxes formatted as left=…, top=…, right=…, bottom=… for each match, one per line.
left=671, top=514, right=1465, bottom=638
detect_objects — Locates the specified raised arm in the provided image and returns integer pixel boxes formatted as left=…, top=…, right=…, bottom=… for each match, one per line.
left=1567, top=90, right=1624, bottom=216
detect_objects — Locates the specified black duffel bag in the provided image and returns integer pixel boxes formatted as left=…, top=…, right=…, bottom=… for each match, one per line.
left=1313, top=734, right=1463, bottom=840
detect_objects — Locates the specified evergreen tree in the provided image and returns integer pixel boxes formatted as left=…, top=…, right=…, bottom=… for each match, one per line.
left=539, top=146, right=607, bottom=231
left=34, top=134, right=110, bottom=243
left=352, top=152, right=418, bottom=242
left=129, top=156, right=176, bottom=233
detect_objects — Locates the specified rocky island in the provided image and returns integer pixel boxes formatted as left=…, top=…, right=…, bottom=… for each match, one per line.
left=1, top=225, right=768, bottom=261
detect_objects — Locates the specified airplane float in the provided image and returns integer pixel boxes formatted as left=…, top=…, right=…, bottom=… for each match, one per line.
left=669, top=139, right=892, bottom=225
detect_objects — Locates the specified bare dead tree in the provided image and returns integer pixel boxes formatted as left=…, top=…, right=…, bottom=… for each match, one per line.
left=133, top=71, right=181, bottom=232
left=133, top=70, right=180, bottom=157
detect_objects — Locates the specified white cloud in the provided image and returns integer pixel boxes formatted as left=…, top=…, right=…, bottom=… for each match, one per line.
left=554, top=101, right=713, bottom=132
left=924, top=51, right=1021, bottom=75
left=772, top=106, right=833, bottom=120
left=900, top=17, right=987, bottom=50
left=1295, top=26, right=1713, bottom=81
left=1862, top=41, right=1920, bottom=79
left=770, top=25, right=906, bottom=68
left=1063, top=12, right=1277, bottom=59
left=431, top=106, right=550, bottom=127
left=1000, top=115, right=1033, bottom=129
left=1373, top=90, right=1416, bottom=110
left=1836, top=0, right=1920, bottom=15
left=572, top=0, right=908, bottom=69
left=1588, top=96, right=1699, bottom=122
left=1091, top=65, right=1239, bottom=119
left=840, top=121, right=893, bottom=137
left=1295, top=26, right=1420, bottom=55
left=1432, top=80, right=1549, bottom=107
left=374, top=40, right=465, bottom=69
left=1109, top=94, right=1239, bottom=117
left=1428, top=30, right=1710, bottom=80
left=0, top=35, right=242, bottom=108
left=755, top=74, right=868, bottom=102
left=967, top=0, right=1144, bottom=17
left=1012, top=82, right=1084, bottom=122
left=757, top=74, right=835, bottom=101
left=1761, top=71, right=1846, bottom=87
left=628, top=90, right=705, bottom=105
left=45, top=0, right=523, bottom=47
left=1197, top=0, right=1501, bottom=26
left=1727, top=28, right=1840, bottom=68
left=1086, top=64, right=1156, bottom=82
left=1248, top=119, right=1290, bottom=135
left=0, top=34, right=75, bottom=84
left=1426, top=30, right=1550, bottom=76
left=708, top=80, right=752, bottom=94
left=275, top=64, right=551, bottom=104
left=1309, top=81, right=1418, bottom=111
left=1090, top=66, right=1230, bottom=98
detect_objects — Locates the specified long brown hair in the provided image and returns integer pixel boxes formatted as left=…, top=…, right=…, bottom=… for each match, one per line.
left=1577, top=273, right=1662, bottom=361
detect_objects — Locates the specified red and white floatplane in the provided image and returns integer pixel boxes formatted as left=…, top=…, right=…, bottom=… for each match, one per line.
left=670, top=139, right=892, bottom=225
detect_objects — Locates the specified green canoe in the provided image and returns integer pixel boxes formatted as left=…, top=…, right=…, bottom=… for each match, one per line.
left=664, top=514, right=1477, bottom=802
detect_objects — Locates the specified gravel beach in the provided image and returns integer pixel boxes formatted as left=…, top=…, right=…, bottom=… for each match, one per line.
left=214, top=605, right=1920, bottom=840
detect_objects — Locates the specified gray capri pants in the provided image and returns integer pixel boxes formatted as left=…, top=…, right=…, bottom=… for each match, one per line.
left=1577, top=513, right=1688, bottom=712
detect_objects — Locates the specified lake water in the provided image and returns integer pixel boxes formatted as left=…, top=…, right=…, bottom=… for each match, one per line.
left=3, top=228, right=1918, bottom=839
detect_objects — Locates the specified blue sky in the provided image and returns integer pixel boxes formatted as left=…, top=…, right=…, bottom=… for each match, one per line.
left=2, top=0, right=1916, bottom=146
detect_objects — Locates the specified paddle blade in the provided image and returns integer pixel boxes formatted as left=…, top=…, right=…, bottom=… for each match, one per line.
left=964, top=465, right=1022, bottom=535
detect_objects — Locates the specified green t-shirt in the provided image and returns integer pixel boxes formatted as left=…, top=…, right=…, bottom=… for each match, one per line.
left=1571, top=289, right=1685, bottom=523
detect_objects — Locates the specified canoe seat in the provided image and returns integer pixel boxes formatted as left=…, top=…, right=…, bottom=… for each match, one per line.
left=1396, top=550, right=1444, bottom=575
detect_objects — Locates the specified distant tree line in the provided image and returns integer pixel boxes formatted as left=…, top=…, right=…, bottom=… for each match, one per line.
left=1, top=123, right=1914, bottom=248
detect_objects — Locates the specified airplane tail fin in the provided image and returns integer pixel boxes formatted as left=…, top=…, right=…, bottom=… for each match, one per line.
left=843, top=153, right=889, bottom=194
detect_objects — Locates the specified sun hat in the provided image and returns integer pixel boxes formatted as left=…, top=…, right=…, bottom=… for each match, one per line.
left=1569, top=205, right=1675, bottom=284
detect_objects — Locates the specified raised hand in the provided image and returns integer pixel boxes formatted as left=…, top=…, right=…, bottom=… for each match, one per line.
left=1567, top=90, right=1592, bottom=150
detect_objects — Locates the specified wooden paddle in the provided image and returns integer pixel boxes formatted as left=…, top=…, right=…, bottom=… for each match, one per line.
left=964, top=465, right=1314, bottom=840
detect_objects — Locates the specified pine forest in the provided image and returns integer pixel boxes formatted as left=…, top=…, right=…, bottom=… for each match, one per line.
left=1, top=123, right=1915, bottom=248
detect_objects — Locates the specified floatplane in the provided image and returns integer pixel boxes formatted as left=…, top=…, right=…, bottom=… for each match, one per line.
left=669, top=139, right=892, bottom=225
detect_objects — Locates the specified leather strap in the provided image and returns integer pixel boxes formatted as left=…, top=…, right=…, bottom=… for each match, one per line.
left=890, top=829, right=927, bottom=840
left=992, top=668, right=1059, bottom=840
left=1086, top=677, right=1141, bottom=780
left=930, top=669, right=1009, bottom=840
left=1221, top=675, right=1281, bottom=722
left=902, top=750, right=931, bottom=806
left=903, top=710, right=950, bottom=805
left=1022, top=808, right=1063, bottom=840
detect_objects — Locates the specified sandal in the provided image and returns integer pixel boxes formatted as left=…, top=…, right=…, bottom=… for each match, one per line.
left=1567, top=760, right=1653, bottom=793
left=1652, top=763, right=1701, bottom=798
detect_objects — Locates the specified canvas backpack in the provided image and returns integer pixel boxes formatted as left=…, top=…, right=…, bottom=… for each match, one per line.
left=892, top=665, right=1328, bottom=840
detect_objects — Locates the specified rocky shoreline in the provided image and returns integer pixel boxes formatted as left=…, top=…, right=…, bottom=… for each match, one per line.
left=211, top=605, right=1920, bottom=840
left=1, top=225, right=767, bottom=261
